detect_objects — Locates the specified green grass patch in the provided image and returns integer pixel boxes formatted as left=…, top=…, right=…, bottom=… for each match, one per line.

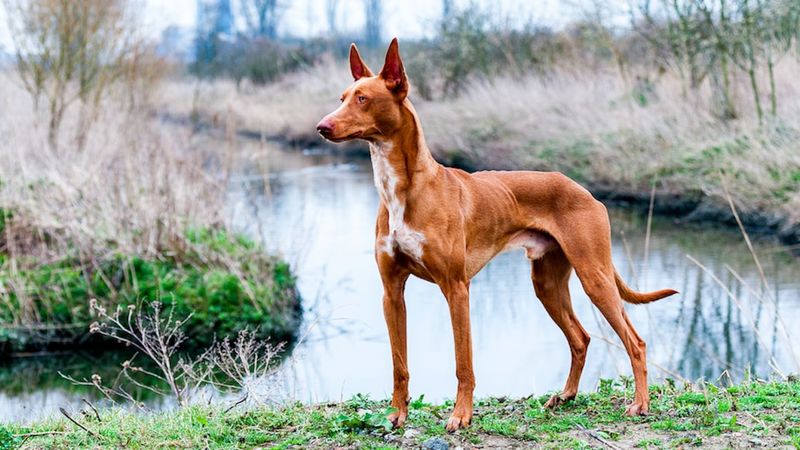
left=8, top=378, right=800, bottom=449
left=4, top=378, right=800, bottom=449
left=0, top=226, right=301, bottom=354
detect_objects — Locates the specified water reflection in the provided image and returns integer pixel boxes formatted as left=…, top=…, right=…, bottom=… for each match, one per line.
left=226, top=140, right=800, bottom=404
left=0, top=351, right=172, bottom=423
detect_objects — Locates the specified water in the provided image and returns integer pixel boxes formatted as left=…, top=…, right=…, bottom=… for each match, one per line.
left=2, top=138, right=799, bottom=422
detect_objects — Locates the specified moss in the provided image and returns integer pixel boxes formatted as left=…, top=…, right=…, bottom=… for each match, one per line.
left=0, top=227, right=301, bottom=354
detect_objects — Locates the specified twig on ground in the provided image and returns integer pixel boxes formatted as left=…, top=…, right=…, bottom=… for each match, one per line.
left=14, top=431, right=68, bottom=438
left=59, top=407, right=101, bottom=440
left=575, top=424, right=623, bottom=450
left=223, top=393, right=249, bottom=414
left=82, top=398, right=101, bottom=422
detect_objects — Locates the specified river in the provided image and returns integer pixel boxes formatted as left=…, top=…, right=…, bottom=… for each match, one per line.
left=2, top=137, right=799, bottom=422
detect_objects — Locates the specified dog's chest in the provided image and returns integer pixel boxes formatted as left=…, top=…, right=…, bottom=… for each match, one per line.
left=370, top=143, right=426, bottom=262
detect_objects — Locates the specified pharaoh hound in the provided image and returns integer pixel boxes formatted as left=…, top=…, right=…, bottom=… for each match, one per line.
left=316, top=38, right=678, bottom=431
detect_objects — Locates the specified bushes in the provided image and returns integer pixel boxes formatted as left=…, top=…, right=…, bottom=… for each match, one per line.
left=191, top=37, right=316, bottom=86
left=0, top=226, right=302, bottom=355
left=225, top=38, right=315, bottom=86
left=403, top=9, right=615, bottom=100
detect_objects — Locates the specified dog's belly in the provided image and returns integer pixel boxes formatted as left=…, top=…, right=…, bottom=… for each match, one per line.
left=462, top=229, right=556, bottom=279
left=503, top=229, right=557, bottom=260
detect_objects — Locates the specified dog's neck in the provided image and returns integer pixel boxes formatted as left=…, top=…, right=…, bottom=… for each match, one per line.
left=368, top=99, right=438, bottom=210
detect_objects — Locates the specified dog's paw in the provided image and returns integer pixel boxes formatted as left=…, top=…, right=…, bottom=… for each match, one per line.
left=543, top=393, right=575, bottom=409
left=445, top=408, right=472, bottom=432
left=387, top=409, right=408, bottom=428
left=624, top=402, right=649, bottom=416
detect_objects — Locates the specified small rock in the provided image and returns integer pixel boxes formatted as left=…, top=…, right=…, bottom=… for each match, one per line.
left=384, top=434, right=399, bottom=443
left=422, top=437, right=449, bottom=450
left=403, top=428, right=420, bottom=439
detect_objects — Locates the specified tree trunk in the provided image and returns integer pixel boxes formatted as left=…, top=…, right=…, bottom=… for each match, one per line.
left=719, top=51, right=737, bottom=120
left=748, top=66, right=763, bottom=123
left=767, top=54, right=777, bottom=116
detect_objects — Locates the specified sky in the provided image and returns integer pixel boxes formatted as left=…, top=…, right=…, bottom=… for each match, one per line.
left=0, top=0, right=622, bottom=53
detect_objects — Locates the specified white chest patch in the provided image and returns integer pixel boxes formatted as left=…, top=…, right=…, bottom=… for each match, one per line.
left=370, top=142, right=426, bottom=263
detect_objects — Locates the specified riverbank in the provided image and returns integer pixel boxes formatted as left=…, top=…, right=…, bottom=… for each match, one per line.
left=0, top=77, right=301, bottom=355
left=4, top=378, right=798, bottom=449
left=0, top=222, right=302, bottom=354
left=156, top=59, right=800, bottom=249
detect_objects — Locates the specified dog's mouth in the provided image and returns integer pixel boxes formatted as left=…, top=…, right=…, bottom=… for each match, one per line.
left=319, top=131, right=363, bottom=143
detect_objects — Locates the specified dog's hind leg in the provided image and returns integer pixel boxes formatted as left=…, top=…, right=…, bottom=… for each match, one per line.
left=583, top=283, right=649, bottom=415
left=531, top=248, right=591, bottom=408
left=555, top=206, right=651, bottom=415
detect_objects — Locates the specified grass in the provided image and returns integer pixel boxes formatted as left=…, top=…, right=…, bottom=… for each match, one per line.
left=3, top=378, right=799, bottom=449
left=0, top=226, right=301, bottom=354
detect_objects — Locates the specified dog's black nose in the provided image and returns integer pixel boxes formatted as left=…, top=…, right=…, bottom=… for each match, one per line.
left=316, top=119, right=334, bottom=135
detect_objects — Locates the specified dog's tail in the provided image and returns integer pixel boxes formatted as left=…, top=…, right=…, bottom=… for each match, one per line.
left=614, top=270, right=678, bottom=304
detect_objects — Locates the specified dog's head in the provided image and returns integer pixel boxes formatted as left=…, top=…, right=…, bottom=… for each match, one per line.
left=316, top=38, right=409, bottom=143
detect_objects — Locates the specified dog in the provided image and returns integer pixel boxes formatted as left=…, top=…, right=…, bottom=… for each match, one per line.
left=316, top=38, right=678, bottom=431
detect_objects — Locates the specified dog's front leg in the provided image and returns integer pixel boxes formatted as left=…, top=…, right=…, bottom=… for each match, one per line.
left=379, top=259, right=411, bottom=428
left=442, top=280, right=474, bottom=432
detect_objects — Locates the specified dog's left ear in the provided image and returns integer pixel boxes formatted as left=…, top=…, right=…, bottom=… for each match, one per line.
left=380, top=38, right=408, bottom=99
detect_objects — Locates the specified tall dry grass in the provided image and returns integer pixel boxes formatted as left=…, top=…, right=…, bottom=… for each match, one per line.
left=0, top=70, right=302, bottom=352
left=160, top=55, right=800, bottom=236
left=0, top=71, right=224, bottom=261
left=0, top=71, right=234, bottom=337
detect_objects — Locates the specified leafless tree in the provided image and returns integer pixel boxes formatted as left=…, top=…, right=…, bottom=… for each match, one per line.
left=3, top=0, right=143, bottom=150
left=629, top=0, right=799, bottom=121
left=239, top=0, right=281, bottom=39
left=443, top=0, right=454, bottom=20
left=326, top=0, right=340, bottom=35
left=363, top=0, right=382, bottom=47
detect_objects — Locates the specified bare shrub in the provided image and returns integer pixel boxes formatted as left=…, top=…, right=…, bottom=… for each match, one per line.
left=62, top=300, right=284, bottom=409
left=204, top=330, right=286, bottom=404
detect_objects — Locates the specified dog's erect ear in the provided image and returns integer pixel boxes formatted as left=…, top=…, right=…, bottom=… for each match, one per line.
left=379, top=38, right=408, bottom=98
left=349, top=43, right=373, bottom=80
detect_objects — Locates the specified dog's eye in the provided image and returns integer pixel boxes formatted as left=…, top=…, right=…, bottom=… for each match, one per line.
left=357, top=95, right=367, bottom=104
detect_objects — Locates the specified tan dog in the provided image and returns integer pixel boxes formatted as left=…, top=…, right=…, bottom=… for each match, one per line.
left=316, top=38, right=678, bottom=432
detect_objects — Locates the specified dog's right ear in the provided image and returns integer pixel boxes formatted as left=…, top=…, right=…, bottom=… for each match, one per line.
left=349, top=43, right=374, bottom=81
